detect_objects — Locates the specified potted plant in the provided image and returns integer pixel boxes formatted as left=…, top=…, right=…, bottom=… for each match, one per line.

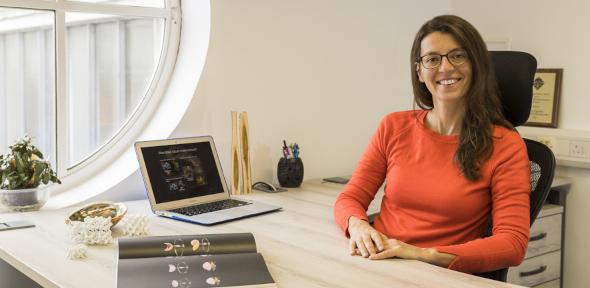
left=0, top=136, right=61, bottom=212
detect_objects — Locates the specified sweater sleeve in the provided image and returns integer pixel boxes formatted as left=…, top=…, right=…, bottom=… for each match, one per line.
left=333, top=116, right=390, bottom=236
left=435, top=133, right=531, bottom=273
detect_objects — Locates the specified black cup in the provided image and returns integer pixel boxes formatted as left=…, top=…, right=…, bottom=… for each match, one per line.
left=277, top=158, right=304, bottom=188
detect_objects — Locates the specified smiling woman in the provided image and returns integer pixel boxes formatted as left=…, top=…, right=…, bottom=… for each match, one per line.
left=334, top=14, right=530, bottom=275
left=416, top=32, right=472, bottom=111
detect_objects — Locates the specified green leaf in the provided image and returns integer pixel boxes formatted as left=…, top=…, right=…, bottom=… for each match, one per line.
left=14, top=153, right=25, bottom=174
left=28, top=161, right=43, bottom=187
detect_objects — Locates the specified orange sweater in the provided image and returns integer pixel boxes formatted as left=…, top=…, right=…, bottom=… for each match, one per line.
left=334, top=110, right=530, bottom=273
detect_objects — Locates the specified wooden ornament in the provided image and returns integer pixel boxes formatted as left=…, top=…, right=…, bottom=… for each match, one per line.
left=240, top=112, right=252, bottom=194
left=230, top=111, right=242, bottom=195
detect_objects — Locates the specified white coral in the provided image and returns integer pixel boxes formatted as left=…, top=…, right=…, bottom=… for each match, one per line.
left=67, top=244, right=88, bottom=260
left=120, top=214, right=150, bottom=236
left=70, top=216, right=113, bottom=245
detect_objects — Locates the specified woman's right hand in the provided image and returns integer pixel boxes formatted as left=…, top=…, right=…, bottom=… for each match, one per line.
left=347, top=216, right=386, bottom=258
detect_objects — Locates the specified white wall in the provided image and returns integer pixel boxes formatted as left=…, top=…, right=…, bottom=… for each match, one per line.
left=174, top=0, right=451, bottom=183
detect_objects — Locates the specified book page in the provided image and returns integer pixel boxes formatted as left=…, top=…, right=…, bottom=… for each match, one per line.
left=118, top=233, right=257, bottom=259
left=117, top=253, right=276, bottom=288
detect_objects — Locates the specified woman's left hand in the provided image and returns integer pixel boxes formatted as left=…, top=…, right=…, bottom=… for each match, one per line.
left=367, top=238, right=456, bottom=268
left=368, top=238, right=423, bottom=261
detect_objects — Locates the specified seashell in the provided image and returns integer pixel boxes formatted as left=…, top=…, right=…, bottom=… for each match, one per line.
left=65, top=202, right=127, bottom=227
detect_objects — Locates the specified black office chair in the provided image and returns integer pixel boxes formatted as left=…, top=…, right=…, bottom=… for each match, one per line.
left=368, top=51, right=556, bottom=281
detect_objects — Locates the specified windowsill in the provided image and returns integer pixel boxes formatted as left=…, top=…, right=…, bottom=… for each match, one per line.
left=45, top=0, right=211, bottom=209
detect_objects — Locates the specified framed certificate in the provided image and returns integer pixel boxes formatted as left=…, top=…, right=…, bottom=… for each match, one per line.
left=525, top=68, right=563, bottom=128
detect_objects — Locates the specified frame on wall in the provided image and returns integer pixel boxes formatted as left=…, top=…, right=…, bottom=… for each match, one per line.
left=485, top=37, right=512, bottom=51
left=525, top=68, right=563, bottom=128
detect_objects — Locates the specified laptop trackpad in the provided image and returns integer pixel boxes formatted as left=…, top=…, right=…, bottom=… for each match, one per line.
left=192, top=213, right=231, bottom=223
left=216, top=208, right=250, bottom=218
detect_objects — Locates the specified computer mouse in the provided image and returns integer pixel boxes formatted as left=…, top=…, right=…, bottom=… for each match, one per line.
left=252, top=181, right=286, bottom=193
left=252, top=181, right=278, bottom=192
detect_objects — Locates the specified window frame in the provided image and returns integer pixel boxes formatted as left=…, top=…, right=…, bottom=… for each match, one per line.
left=0, top=0, right=180, bottom=187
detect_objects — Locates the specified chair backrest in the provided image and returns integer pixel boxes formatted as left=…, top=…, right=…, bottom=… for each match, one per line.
left=524, top=138, right=556, bottom=224
left=490, top=51, right=536, bottom=126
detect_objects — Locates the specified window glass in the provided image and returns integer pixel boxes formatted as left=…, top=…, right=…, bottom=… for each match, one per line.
left=66, top=12, right=164, bottom=165
left=0, top=1, right=174, bottom=176
left=67, top=0, right=164, bottom=8
left=0, top=8, right=55, bottom=166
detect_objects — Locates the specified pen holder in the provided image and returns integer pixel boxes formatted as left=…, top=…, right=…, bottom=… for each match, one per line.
left=277, top=158, right=304, bottom=188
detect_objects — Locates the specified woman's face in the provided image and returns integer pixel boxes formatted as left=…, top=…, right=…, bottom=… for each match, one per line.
left=417, top=32, right=472, bottom=105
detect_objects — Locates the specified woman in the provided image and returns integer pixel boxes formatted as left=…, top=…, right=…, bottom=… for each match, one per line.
left=333, top=15, right=530, bottom=274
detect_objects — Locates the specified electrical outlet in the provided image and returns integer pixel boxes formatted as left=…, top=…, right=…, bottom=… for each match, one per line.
left=570, top=140, right=590, bottom=158
left=555, top=138, right=571, bottom=157
left=537, top=135, right=556, bottom=150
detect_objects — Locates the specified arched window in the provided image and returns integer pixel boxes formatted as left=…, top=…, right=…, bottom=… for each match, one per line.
left=0, top=0, right=179, bottom=178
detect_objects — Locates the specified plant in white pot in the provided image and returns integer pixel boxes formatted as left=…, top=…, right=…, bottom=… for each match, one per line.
left=0, top=136, right=61, bottom=212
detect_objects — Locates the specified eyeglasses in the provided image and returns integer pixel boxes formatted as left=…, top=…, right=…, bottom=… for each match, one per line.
left=416, top=49, right=468, bottom=69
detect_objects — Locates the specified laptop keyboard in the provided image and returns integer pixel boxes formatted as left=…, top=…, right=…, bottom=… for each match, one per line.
left=170, top=199, right=251, bottom=216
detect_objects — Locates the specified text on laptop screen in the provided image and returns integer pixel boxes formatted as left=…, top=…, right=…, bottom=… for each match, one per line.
left=141, top=142, right=225, bottom=204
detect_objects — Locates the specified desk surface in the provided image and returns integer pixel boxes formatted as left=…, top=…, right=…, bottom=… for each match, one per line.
left=0, top=180, right=529, bottom=288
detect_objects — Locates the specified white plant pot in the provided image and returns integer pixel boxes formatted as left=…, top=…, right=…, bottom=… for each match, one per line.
left=0, top=186, right=50, bottom=213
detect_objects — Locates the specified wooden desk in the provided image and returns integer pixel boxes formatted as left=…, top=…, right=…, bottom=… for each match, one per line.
left=0, top=180, right=523, bottom=288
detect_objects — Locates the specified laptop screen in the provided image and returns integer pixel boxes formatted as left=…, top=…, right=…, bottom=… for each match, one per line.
left=140, top=141, right=225, bottom=204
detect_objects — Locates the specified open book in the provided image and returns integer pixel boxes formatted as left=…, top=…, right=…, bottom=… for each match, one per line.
left=117, top=233, right=277, bottom=288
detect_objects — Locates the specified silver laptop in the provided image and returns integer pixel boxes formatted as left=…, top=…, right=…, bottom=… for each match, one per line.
left=135, top=136, right=281, bottom=225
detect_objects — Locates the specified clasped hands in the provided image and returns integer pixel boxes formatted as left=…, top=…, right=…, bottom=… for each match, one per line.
left=347, top=216, right=423, bottom=261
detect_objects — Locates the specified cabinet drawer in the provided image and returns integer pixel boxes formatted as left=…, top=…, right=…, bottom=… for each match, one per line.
left=535, top=279, right=560, bottom=288
left=526, top=213, right=562, bottom=259
left=508, top=251, right=560, bottom=287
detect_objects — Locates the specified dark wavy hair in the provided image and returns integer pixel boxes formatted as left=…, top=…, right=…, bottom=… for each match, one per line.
left=410, top=15, right=512, bottom=181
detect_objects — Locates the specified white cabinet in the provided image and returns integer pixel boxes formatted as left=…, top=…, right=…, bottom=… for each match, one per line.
left=507, top=177, right=570, bottom=288
left=508, top=205, right=563, bottom=286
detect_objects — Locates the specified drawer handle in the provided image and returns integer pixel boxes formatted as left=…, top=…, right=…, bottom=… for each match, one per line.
left=520, top=265, right=547, bottom=277
left=530, top=232, right=547, bottom=242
